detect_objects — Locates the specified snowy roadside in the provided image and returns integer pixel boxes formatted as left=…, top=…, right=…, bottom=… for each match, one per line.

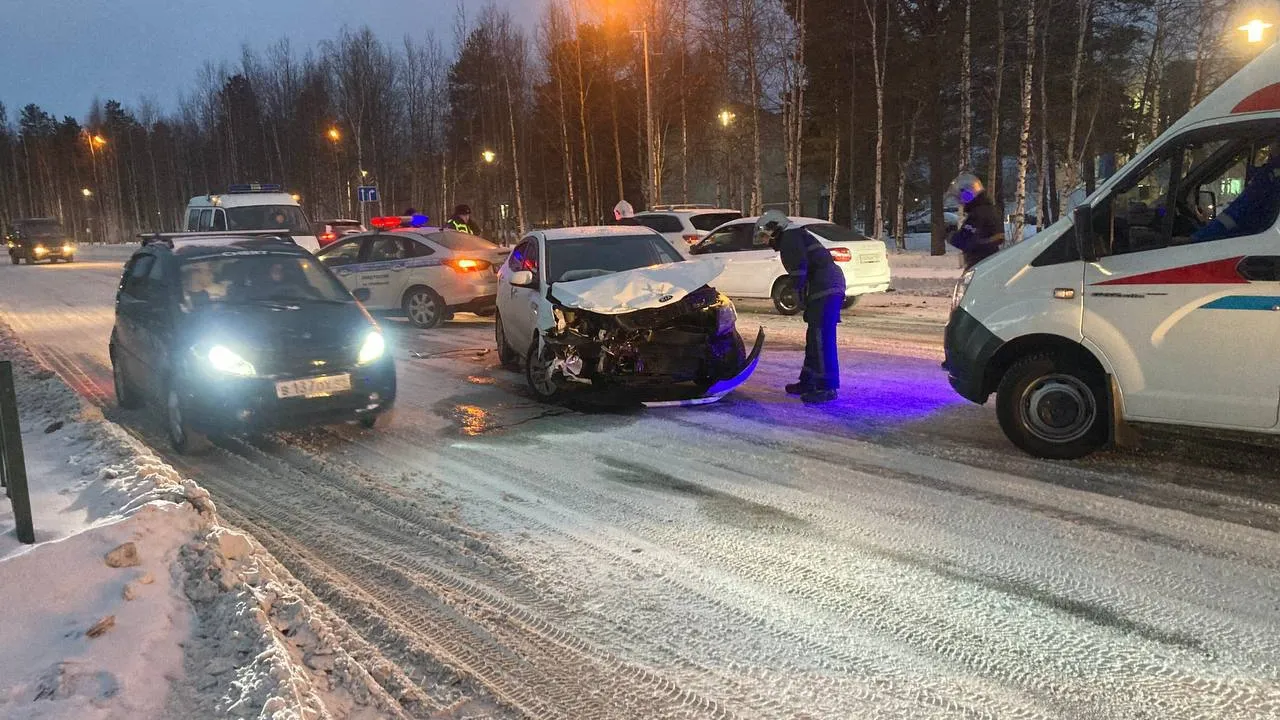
left=0, top=323, right=411, bottom=720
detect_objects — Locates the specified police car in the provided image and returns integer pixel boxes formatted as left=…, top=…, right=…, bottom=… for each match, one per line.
left=945, top=44, right=1280, bottom=459
left=315, top=215, right=509, bottom=329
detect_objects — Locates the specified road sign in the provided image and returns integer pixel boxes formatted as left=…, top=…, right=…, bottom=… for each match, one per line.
left=358, top=186, right=379, bottom=203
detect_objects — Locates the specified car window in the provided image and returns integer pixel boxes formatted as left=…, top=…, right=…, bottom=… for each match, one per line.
left=198, top=209, right=213, bottom=231
left=187, top=209, right=200, bottom=231
left=431, top=230, right=500, bottom=252
left=805, top=223, right=868, bottom=244
left=367, top=236, right=407, bottom=262
left=121, top=255, right=156, bottom=298
left=212, top=209, right=227, bottom=231
left=225, top=205, right=311, bottom=234
left=508, top=240, right=537, bottom=272
left=317, top=238, right=364, bottom=268
left=633, top=214, right=684, bottom=234
left=18, top=220, right=65, bottom=238
left=545, top=234, right=681, bottom=283
left=689, top=212, right=742, bottom=232
left=694, top=225, right=753, bottom=254
left=179, top=254, right=352, bottom=309
left=405, top=238, right=435, bottom=258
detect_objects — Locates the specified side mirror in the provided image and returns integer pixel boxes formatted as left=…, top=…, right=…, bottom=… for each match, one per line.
left=1073, top=204, right=1098, bottom=263
left=353, top=287, right=371, bottom=302
left=509, top=269, right=536, bottom=288
left=1197, top=189, right=1218, bottom=219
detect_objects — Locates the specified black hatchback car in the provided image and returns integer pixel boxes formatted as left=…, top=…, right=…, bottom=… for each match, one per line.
left=6, top=217, right=76, bottom=264
left=110, top=234, right=396, bottom=452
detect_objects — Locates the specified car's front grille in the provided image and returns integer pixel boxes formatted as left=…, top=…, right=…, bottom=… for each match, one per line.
left=263, top=340, right=360, bottom=377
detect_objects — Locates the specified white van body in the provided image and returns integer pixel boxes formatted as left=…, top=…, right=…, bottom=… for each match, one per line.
left=185, top=185, right=319, bottom=252
left=945, top=45, right=1280, bottom=459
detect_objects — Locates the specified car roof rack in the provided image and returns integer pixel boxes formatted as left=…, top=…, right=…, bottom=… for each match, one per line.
left=649, top=204, right=717, bottom=211
left=137, top=230, right=297, bottom=248
left=226, top=183, right=283, bottom=194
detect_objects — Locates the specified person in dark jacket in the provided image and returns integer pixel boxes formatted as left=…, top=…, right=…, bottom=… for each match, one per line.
left=757, top=210, right=846, bottom=404
left=445, top=204, right=478, bottom=234
left=947, top=173, right=1005, bottom=269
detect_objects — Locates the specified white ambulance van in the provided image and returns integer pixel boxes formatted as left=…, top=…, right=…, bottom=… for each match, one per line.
left=184, top=184, right=320, bottom=252
left=946, top=45, right=1280, bottom=459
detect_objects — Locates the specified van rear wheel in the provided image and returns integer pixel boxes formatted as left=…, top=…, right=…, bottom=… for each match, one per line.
left=996, top=353, right=1108, bottom=460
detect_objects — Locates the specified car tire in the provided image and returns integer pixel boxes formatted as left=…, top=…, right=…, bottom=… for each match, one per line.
left=63, top=256, right=74, bottom=263
left=995, top=353, right=1109, bottom=460
left=403, top=286, right=445, bottom=329
left=495, top=312, right=520, bottom=371
left=166, top=382, right=210, bottom=455
left=841, top=295, right=860, bottom=310
left=525, top=335, right=564, bottom=402
left=771, top=278, right=802, bottom=316
left=111, top=348, right=142, bottom=410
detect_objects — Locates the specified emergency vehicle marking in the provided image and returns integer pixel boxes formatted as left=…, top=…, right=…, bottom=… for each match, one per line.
left=332, top=256, right=447, bottom=277
left=1199, top=295, right=1280, bottom=311
left=1091, top=257, right=1247, bottom=286
left=1232, top=83, right=1280, bottom=114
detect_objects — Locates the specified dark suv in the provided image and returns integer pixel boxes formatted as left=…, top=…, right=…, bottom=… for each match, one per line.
left=109, top=233, right=396, bottom=452
left=6, top=218, right=75, bottom=264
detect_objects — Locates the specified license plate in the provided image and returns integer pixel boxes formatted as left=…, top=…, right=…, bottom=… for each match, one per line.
left=275, top=373, right=352, bottom=399
left=859, top=253, right=880, bottom=264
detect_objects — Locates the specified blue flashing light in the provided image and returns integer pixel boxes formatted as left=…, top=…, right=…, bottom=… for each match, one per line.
left=409, top=214, right=430, bottom=227
left=228, top=183, right=283, bottom=194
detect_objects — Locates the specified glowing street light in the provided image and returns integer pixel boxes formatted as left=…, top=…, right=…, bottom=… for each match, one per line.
left=481, top=149, right=496, bottom=164
left=1240, top=19, right=1274, bottom=43
left=91, top=134, right=107, bottom=147
left=718, top=109, right=736, bottom=128
left=326, top=127, right=341, bottom=142
left=81, top=188, right=92, bottom=197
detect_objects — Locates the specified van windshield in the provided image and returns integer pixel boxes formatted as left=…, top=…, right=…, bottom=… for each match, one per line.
left=225, top=206, right=312, bottom=235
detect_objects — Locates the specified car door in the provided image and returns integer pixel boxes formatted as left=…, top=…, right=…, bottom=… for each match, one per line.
left=114, top=254, right=157, bottom=392
left=315, top=235, right=371, bottom=303
left=499, top=238, right=541, bottom=353
left=690, top=224, right=757, bottom=295
left=362, top=235, right=413, bottom=309
left=1082, top=122, right=1280, bottom=429
left=141, top=255, right=178, bottom=399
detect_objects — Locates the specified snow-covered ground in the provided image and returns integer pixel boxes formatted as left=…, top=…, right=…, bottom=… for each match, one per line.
left=0, top=323, right=410, bottom=719
left=3, top=247, right=1280, bottom=719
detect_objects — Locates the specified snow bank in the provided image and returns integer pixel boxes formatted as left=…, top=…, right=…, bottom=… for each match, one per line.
left=0, top=324, right=408, bottom=719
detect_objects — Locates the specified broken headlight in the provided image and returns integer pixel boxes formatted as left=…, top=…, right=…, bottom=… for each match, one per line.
left=716, top=302, right=738, bottom=336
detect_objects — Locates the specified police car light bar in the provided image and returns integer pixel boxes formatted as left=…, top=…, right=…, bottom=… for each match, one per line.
left=227, top=183, right=283, bottom=193
left=370, top=215, right=431, bottom=230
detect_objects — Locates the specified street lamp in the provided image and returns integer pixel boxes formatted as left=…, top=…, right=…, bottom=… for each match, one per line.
left=326, top=127, right=341, bottom=142
left=91, top=134, right=106, bottom=148
left=718, top=109, right=736, bottom=128
left=81, top=188, right=92, bottom=197
left=1240, top=19, right=1274, bottom=43
left=481, top=149, right=496, bottom=164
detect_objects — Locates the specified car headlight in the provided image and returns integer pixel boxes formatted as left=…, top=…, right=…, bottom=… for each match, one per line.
left=33, top=245, right=47, bottom=254
left=62, top=243, right=73, bottom=253
left=357, top=331, right=385, bottom=365
left=207, top=344, right=256, bottom=376
left=716, top=301, right=738, bottom=336
left=952, top=268, right=975, bottom=312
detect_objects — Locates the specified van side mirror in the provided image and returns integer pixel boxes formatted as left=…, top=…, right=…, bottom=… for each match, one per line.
left=509, top=269, right=537, bottom=288
left=1073, top=204, right=1098, bottom=263
left=1197, top=189, right=1217, bottom=219
left=353, top=287, right=371, bottom=302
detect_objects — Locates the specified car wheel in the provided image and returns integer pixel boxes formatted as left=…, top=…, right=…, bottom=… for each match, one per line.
left=525, top=335, right=564, bottom=402
left=495, top=312, right=520, bottom=371
left=403, top=286, right=445, bottom=329
left=771, top=278, right=802, bottom=315
left=166, top=383, right=210, bottom=455
left=111, top=349, right=142, bottom=410
left=841, top=295, right=860, bottom=310
left=63, top=256, right=74, bottom=263
left=996, top=353, right=1108, bottom=460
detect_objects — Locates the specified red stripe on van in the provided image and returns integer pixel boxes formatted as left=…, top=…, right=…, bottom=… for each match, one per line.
left=1232, top=83, right=1280, bottom=114
left=1093, top=257, right=1247, bottom=285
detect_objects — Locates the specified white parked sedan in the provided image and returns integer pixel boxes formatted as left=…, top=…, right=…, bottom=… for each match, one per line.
left=687, top=216, right=891, bottom=314
left=315, top=218, right=509, bottom=328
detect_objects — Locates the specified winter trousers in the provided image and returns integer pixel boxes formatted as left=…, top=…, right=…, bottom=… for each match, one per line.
left=799, top=291, right=844, bottom=391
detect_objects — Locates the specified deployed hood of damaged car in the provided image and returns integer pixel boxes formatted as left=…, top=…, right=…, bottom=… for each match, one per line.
left=549, top=257, right=727, bottom=314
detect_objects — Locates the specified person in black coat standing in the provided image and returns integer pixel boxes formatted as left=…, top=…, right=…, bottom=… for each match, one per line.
left=756, top=210, right=845, bottom=404
left=947, top=174, right=1006, bottom=269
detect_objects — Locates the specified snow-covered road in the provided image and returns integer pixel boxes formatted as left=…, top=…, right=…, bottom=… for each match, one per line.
left=3, top=248, right=1280, bottom=719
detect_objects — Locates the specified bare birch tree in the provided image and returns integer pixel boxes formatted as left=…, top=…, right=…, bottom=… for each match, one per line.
left=1013, top=0, right=1037, bottom=244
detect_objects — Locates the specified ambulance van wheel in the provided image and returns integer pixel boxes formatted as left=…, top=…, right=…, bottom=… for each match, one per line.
left=996, top=352, right=1108, bottom=460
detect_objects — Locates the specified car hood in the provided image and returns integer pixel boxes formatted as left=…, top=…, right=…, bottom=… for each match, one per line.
left=549, top=258, right=727, bottom=314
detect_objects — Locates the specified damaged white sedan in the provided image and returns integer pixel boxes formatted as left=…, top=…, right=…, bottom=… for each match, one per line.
left=495, top=226, right=763, bottom=404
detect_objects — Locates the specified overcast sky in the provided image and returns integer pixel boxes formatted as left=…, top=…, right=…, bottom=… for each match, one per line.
left=0, top=0, right=543, bottom=121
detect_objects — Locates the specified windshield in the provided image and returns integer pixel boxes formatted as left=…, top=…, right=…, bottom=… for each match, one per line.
left=180, top=253, right=352, bottom=309
left=690, top=212, right=742, bottom=232
left=429, top=230, right=500, bottom=252
left=545, top=234, right=683, bottom=283
left=19, top=220, right=66, bottom=238
left=805, top=223, right=871, bottom=243
left=225, top=205, right=312, bottom=235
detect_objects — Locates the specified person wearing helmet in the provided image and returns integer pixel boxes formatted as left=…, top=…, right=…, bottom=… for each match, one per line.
left=946, top=173, right=1005, bottom=269
left=445, top=204, right=477, bottom=234
left=756, top=210, right=846, bottom=404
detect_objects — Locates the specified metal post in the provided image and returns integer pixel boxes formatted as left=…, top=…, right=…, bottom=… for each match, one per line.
left=0, top=361, right=34, bottom=544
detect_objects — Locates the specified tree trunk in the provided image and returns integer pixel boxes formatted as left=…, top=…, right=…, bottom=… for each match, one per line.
left=1038, top=14, right=1049, bottom=228
left=960, top=0, right=972, bottom=173
left=555, top=60, right=578, bottom=225
left=504, top=74, right=527, bottom=236
left=829, top=133, right=840, bottom=223
left=1013, top=0, right=1037, bottom=245
left=572, top=1, right=595, bottom=223
left=895, top=104, right=921, bottom=251
left=1059, top=0, right=1091, bottom=214
left=742, top=0, right=763, bottom=214
left=864, top=0, right=887, bottom=240
left=987, top=0, right=1006, bottom=218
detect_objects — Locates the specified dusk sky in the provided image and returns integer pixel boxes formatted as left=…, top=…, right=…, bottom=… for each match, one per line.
left=0, top=0, right=544, bottom=121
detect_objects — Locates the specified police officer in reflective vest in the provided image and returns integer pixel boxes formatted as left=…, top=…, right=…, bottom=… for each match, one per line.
left=757, top=210, right=845, bottom=404
left=445, top=204, right=477, bottom=234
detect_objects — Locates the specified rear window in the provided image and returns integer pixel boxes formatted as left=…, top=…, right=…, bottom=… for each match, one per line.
left=633, top=214, right=684, bottom=234
left=805, top=223, right=871, bottom=244
left=689, top=212, right=742, bottom=232
left=429, top=230, right=500, bottom=252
